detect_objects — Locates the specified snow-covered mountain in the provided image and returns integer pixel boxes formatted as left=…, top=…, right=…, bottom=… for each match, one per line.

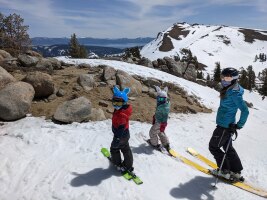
left=1, top=58, right=267, bottom=200
left=141, top=22, right=267, bottom=74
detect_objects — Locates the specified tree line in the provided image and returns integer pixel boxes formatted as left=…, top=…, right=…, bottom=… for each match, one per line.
left=255, top=53, right=267, bottom=62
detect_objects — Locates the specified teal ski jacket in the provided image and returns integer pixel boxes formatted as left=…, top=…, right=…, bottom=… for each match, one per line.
left=216, top=84, right=249, bottom=129
left=155, top=101, right=170, bottom=123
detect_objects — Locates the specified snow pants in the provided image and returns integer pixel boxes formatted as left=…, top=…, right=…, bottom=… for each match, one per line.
left=110, top=134, right=133, bottom=170
left=149, top=123, right=169, bottom=146
left=209, top=126, right=243, bottom=173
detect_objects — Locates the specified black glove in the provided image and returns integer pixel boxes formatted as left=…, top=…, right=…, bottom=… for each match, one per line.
left=229, top=123, right=240, bottom=140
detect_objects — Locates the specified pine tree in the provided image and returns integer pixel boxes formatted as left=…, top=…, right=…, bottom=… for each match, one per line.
left=124, top=46, right=141, bottom=59
left=197, top=71, right=203, bottom=79
left=259, top=69, right=267, bottom=96
left=254, top=55, right=258, bottom=62
left=207, top=74, right=210, bottom=81
left=239, top=68, right=249, bottom=89
left=69, top=33, right=80, bottom=58
left=79, top=45, right=88, bottom=58
left=0, top=12, right=31, bottom=56
left=69, top=33, right=88, bottom=58
left=213, top=62, right=221, bottom=82
left=247, top=65, right=256, bottom=91
left=261, top=75, right=267, bottom=96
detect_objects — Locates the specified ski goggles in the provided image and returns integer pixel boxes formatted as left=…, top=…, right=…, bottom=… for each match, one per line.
left=157, top=96, right=167, bottom=102
left=112, top=101, right=124, bottom=107
left=112, top=98, right=125, bottom=107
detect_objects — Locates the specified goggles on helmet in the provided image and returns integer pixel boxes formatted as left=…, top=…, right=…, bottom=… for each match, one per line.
left=157, top=96, right=167, bottom=102
left=112, top=97, right=125, bottom=107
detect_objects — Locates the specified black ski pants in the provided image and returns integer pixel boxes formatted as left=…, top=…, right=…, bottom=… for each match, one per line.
left=110, top=134, right=133, bottom=170
left=209, top=126, right=243, bottom=173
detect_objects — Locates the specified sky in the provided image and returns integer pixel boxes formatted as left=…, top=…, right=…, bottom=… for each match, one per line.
left=0, top=0, right=267, bottom=38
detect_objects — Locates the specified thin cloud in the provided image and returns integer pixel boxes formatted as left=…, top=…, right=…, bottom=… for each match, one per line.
left=0, top=0, right=266, bottom=38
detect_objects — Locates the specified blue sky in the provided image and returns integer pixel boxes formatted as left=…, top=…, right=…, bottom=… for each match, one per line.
left=0, top=0, right=266, bottom=38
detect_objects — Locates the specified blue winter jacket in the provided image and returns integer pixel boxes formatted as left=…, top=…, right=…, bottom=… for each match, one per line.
left=216, top=84, right=249, bottom=129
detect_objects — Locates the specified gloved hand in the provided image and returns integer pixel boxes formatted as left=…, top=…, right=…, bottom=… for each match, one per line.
left=152, top=115, right=155, bottom=125
left=160, top=122, right=167, bottom=132
left=229, top=123, right=241, bottom=132
left=229, top=123, right=241, bottom=140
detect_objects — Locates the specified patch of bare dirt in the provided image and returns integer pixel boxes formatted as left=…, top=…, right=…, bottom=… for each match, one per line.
left=11, top=66, right=212, bottom=123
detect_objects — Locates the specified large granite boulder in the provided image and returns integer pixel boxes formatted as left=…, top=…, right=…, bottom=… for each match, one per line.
left=23, top=72, right=55, bottom=98
left=0, top=66, right=16, bottom=90
left=54, top=97, right=92, bottom=123
left=116, top=70, right=142, bottom=97
left=0, top=82, right=35, bottom=120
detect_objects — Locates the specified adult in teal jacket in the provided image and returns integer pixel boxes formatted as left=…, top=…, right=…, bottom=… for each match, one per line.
left=209, top=67, right=249, bottom=181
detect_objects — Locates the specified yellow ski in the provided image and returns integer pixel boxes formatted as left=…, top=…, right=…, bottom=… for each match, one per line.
left=187, top=147, right=217, bottom=168
left=186, top=147, right=267, bottom=198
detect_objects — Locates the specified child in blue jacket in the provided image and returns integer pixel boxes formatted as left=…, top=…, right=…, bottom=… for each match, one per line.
left=209, top=67, right=249, bottom=181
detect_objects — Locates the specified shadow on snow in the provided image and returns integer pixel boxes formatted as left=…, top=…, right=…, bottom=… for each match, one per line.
left=70, top=163, right=120, bottom=187
left=170, top=176, right=216, bottom=200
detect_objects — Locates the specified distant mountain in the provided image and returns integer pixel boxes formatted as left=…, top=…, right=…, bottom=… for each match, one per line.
left=31, top=37, right=154, bottom=48
left=141, top=22, right=267, bottom=74
left=32, top=44, right=124, bottom=57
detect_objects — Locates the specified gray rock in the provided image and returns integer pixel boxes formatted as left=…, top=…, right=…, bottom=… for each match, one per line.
left=152, top=60, right=159, bottom=68
left=186, top=97, right=194, bottom=105
left=23, top=72, right=55, bottom=98
left=138, top=57, right=153, bottom=68
left=103, top=66, right=116, bottom=81
left=0, top=50, right=12, bottom=61
left=78, top=74, right=95, bottom=91
left=143, top=78, right=161, bottom=87
left=107, top=80, right=116, bottom=87
left=54, top=97, right=92, bottom=123
left=56, top=89, right=65, bottom=97
left=35, top=58, right=53, bottom=71
left=116, top=70, right=142, bottom=97
left=47, top=58, right=62, bottom=70
left=142, top=86, right=149, bottom=93
left=0, top=66, right=16, bottom=90
left=88, top=108, right=106, bottom=121
left=48, top=94, right=57, bottom=101
left=0, top=82, right=35, bottom=121
left=99, top=100, right=109, bottom=107
left=18, top=54, right=39, bottom=67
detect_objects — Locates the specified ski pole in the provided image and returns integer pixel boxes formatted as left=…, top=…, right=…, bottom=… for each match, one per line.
left=212, top=132, right=235, bottom=187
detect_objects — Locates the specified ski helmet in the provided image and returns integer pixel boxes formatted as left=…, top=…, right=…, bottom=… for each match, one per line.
left=221, top=67, right=239, bottom=80
left=112, top=86, right=130, bottom=109
left=155, top=86, right=168, bottom=105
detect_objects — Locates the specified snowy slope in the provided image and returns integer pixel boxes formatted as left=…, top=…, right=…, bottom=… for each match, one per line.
left=0, top=59, right=267, bottom=200
left=141, top=23, right=267, bottom=75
